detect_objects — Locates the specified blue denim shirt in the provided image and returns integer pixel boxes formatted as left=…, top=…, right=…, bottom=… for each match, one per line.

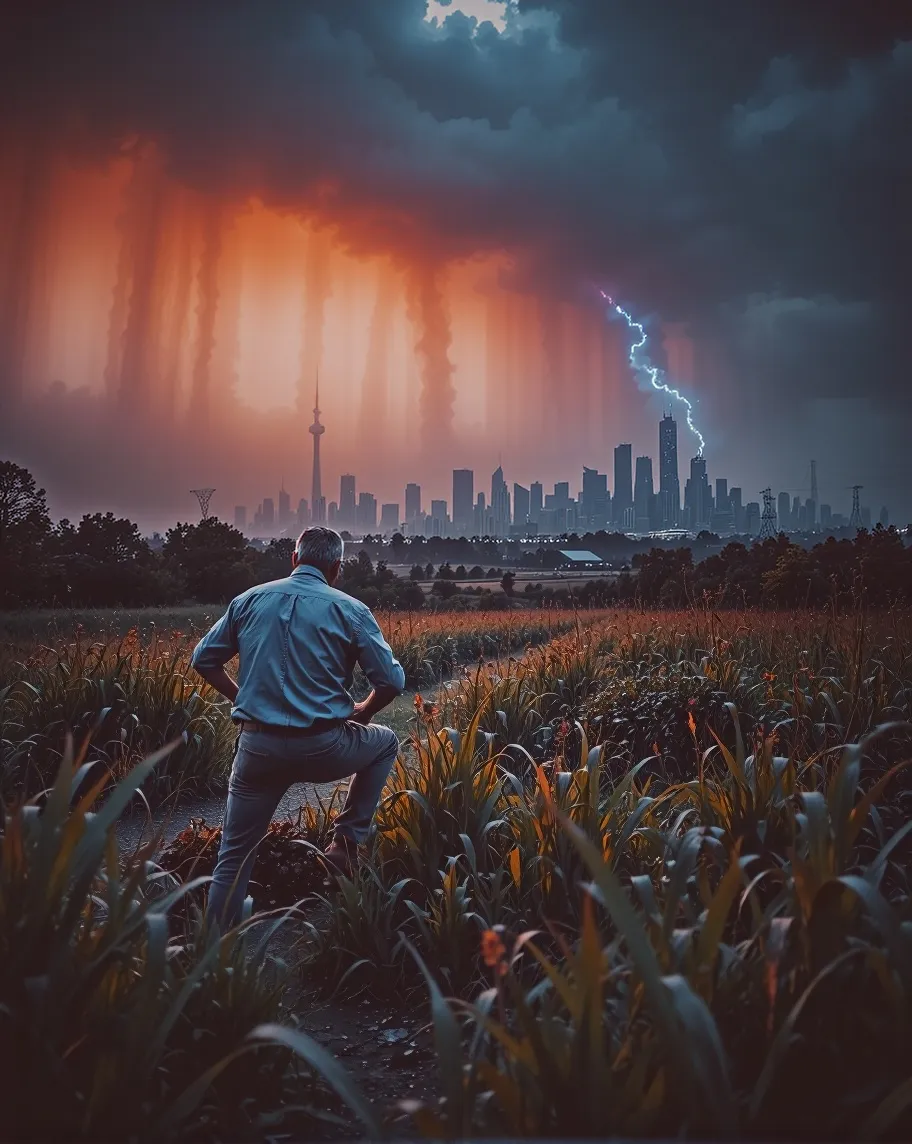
left=191, top=564, right=406, bottom=728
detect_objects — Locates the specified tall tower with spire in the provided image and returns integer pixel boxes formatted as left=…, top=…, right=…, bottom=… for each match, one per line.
left=309, top=375, right=326, bottom=523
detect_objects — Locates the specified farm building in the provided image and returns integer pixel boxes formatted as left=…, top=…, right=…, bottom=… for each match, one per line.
left=558, top=549, right=606, bottom=570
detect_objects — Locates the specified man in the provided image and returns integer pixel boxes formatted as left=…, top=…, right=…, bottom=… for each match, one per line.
left=190, top=526, right=405, bottom=927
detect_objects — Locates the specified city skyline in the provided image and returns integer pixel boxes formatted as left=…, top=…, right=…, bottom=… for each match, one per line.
left=235, top=407, right=882, bottom=542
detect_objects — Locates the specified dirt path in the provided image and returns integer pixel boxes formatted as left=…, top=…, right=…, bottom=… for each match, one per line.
left=117, top=691, right=421, bottom=853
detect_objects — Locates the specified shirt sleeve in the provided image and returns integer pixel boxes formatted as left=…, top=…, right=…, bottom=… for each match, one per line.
left=190, top=601, right=238, bottom=672
left=355, top=607, right=406, bottom=693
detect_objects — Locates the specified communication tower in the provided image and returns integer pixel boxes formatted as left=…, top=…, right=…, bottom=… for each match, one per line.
left=758, top=487, right=777, bottom=540
left=191, top=488, right=216, bottom=520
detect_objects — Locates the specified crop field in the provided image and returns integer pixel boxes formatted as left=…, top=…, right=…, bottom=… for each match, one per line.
left=3, top=606, right=912, bottom=1138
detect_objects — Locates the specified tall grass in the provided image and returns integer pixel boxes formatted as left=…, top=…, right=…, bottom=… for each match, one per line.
left=0, top=738, right=378, bottom=1141
left=0, top=629, right=235, bottom=802
left=300, top=608, right=912, bottom=1137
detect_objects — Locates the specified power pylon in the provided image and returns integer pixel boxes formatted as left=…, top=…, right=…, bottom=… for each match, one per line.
left=849, top=485, right=863, bottom=530
left=191, top=488, right=216, bottom=520
left=759, top=487, right=777, bottom=540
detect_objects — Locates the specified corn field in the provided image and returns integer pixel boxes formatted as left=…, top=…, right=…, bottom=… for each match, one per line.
left=2, top=606, right=912, bottom=1137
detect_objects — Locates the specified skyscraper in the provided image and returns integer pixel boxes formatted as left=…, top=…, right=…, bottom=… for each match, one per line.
left=513, top=483, right=530, bottom=529
left=309, top=380, right=326, bottom=523
left=474, top=492, right=487, bottom=536
left=778, top=491, right=791, bottom=531
left=658, top=414, right=680, bottom=525
left=452, top=469, right=474, bottom=535
left=430, top=499, right=448, bottom=537
left=729, top=487, right=744, bottom=532
left=491, top=466, right=511, bottom=536
left=405, top=482, right=421, bottom=524
left=234, top=505, right=247, bottom=531
left=296, top=498, right=309, bottom=528
left=262, top=497, right=275, bottom=528
left=634, top=456, right=654, bottom=532
left=581, top=467, right=609, bottom=529
left=340, top=474, right=356, bottom=525
left=278, top=486, right=291, bottom=528
left=530, top=482, right=543, bottom=524
left=380, top=503, right=400, bottom=532
left=712, top=479, right=732, bottom=533
left=683, top=456, right=710, bottom=529
left=357, top=492, right=377, bottom=532
left=613, top=444, right=633, bottom=525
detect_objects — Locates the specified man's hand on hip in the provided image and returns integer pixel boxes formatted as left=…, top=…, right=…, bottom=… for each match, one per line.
left=350, top=700, right=372, bottom=725
left=351, top=685, right=400, bottom=726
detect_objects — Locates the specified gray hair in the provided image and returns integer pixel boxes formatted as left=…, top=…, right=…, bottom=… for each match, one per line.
left=294, top=526, right=344, bottom=573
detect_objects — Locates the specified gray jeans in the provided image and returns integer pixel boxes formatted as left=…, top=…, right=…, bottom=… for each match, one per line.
left=207, top=720, right=399, bottom=927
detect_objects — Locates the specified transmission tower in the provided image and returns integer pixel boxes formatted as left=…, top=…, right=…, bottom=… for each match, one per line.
left=849, top=485, right=863, bottom=530
left=758, top=487, right=777, bottom=540
left=191, top=488, right=216, bottom=521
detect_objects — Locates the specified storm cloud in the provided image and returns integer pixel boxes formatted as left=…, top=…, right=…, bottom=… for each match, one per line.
left=1, top=0, right=910, bottom=517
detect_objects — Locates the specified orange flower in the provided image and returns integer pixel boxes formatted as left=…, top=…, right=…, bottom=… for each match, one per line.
left=413, top=693, right=423, bottom=710
left=481, top=929, right=507, bottom=975
left=687, top=712, right=697, bottom=735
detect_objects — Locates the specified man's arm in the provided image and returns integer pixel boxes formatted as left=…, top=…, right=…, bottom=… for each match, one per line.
left=190, top=603, right=240, bottom=704
left=351, top=608, right=406, bottom=724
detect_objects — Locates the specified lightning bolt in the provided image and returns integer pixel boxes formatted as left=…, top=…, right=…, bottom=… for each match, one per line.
left=600, top=289, right=705, bottom=456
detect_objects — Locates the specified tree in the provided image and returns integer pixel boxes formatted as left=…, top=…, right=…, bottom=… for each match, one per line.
left=72, top=512, right=148, bottom=564
left=431, top=579, right=460, bottom=600
left=163, top=518, right=256, bottom=602
left=409, top=564, right=425, bottom=581
left=0, top=460, right=52, bottom=605
left=257, top=538, right=296, bottom=581
left=0, top=460, right=50, bottom=551
left=501, top=570, right=516, bottom=596
left=46, top=512, right=161, bottom=607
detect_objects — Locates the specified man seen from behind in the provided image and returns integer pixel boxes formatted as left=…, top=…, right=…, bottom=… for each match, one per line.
left=191, top=526, right=405, bottom=927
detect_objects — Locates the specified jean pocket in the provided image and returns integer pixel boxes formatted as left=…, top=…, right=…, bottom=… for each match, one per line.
left=236, top=730, right=277, bottom=760
left=300, top=725, right=346, bottom=761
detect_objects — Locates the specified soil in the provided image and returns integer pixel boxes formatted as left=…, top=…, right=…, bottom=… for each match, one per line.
left=282, top=980, right=439, bottom=1138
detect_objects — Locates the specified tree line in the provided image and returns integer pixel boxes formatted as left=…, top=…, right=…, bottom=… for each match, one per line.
left=2, top=460, right=910, bottom=611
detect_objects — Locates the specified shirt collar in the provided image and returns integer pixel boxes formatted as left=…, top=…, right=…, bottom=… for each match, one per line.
left=291, top=563, right=329, bottom=586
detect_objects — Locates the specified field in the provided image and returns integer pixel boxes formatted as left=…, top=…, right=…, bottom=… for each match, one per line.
left=3, top=605, right=912, bottom=1139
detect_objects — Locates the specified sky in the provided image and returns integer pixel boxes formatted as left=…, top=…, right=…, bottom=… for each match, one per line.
left=0, top=0, right=910, bottom=526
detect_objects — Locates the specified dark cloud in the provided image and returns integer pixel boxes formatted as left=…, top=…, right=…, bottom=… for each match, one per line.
left=2, top=0, right=911, bottom=509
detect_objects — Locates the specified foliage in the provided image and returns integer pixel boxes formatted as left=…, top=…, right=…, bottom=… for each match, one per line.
left=0, top=630, right=235, bottom=802
left=403, top=718, right=912, bottom=1139
left=0, top=460, right=52, bottom=607
left=0, top=740, right=378, bottom=1141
